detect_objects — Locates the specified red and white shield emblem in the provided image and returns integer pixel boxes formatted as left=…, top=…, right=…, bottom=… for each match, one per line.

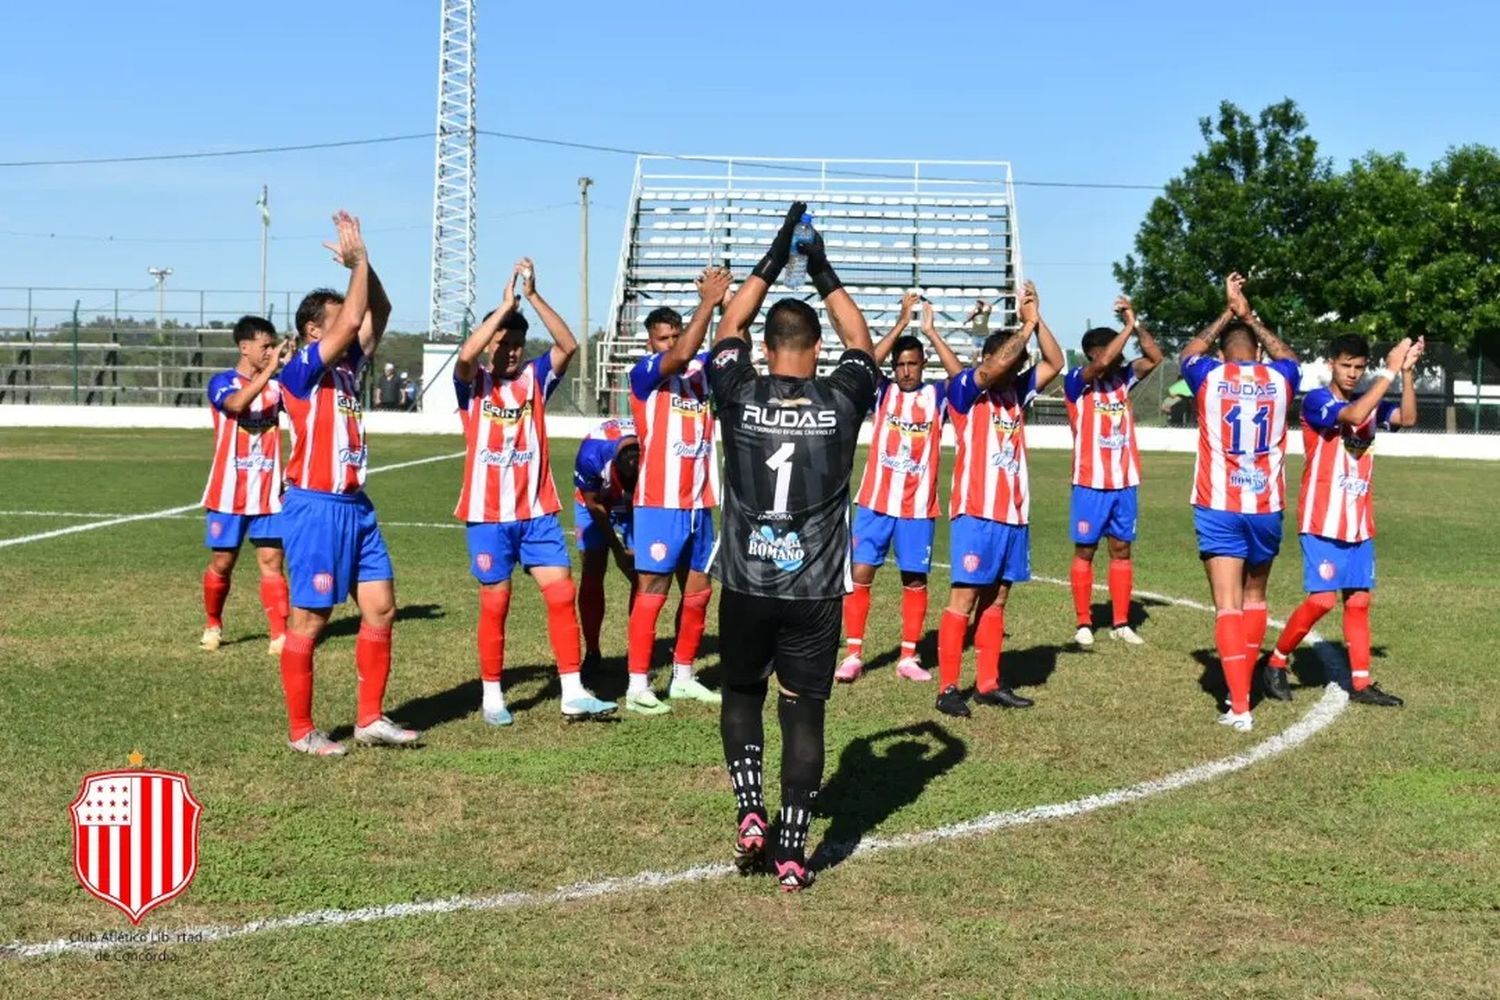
left=70, top=769, right=202, bottom=924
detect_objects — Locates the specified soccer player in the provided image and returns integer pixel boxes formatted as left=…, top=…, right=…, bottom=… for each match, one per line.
left=1065, top=296, right=1164, bottom=648
left=623, top=266, right=733, bottom=715
left=1262, top=334, right=1422, bottom=707
left=710, top=202, right=878, bottom=892
left=200, top=315, right=292, bottom=656
left=574, top=416, right=641, bottom=677
left=935, top=281, right=1065, bottom=718
left=837, top=293, right=964, bottom=684
left=1178, top=272, right=1301, bottom=733
left=277, top=211, right=418, bottom=757
left=455, top=259, right=617, bottom=726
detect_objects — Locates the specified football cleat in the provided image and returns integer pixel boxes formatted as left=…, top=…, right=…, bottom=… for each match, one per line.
left=1217, top=710, right=1254, bottom=733
left=267, top=634, right=286, bottom=657
left=1073, top=626, right=1094, bottom=648
left=625, top=689, right=672, bottom=715
left=834, top=654, right=864, bottom=683
left=774, top=859, right=815, bottom=893
left=1110, top=625, right=1145, bottom=646
left=733, top=812, right=768, bottom=875
left=562, top=692, right=619, bottom=722
left=353, top=716, right=421, bottom=747
left=288, top=729, right=347, bottom=757
left=1350, top=682, right=1403, bottom=707
left=935, top=685, right=971, bottom=718
left=1260, top=661, right=1294, bottom=702
left=973, top=686, right=1034, bottom=709
left=482, top=705, right=514, bottom=727
left=199, top=626, right=222, bottom=652
left=895, top=656, right=932, bottom=682
left=668, top=674, right=722, bottom=704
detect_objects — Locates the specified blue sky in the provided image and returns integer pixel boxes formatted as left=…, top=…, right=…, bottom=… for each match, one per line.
left=2, top=0, right=1497, bottom=346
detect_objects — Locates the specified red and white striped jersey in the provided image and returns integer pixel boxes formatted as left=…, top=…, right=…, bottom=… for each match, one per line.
left=855, top=378, right=947, bottom=518
left=572, top=417, right=636, bottom=509
left=1182, top=356, right=1301, bottom=514
left=280, top=342, right=369, bottom=495
left=1298, top=387, right=1398, bottom=542
left=1064, top=365, right=1141, bottom=489
left=201, top=370, right=283, bottom=514
left=629, top=351, right=718, bottom=510
left=946, top=367, right=1039, bottom=526
left=454, top=354, right=563, bottom=523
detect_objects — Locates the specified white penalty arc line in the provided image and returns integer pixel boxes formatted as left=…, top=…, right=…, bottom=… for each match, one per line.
left=1, top=577, right=1349, bottom=961
left=0, top=452, right=465, bottom=550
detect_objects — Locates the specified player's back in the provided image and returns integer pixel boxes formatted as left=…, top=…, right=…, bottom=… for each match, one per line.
left=574, top=417, right=636, bottom=511
left=1183, top=356, right=1301, bottom=513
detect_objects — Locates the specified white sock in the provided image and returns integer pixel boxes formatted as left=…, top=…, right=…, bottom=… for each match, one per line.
left=672, top=662, right=694, bottom=684
left=481, top=680, right=505, bottom=713
left=559, top=671, right=586, bottom=703
left=627, top=672, right=650, bottom=696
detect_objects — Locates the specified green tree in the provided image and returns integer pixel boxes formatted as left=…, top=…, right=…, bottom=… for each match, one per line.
left=1414, top=146, right=1500, bottom=362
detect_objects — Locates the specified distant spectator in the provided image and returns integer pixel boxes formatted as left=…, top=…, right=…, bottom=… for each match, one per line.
left=377, top=362, right=401, bottom=410
left=400, top=372, right=417, bottom=410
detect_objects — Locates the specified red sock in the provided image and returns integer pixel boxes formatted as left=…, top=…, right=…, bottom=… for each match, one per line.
left=279, top=632, right=315, bottom=741
left=1344, top=591, right=1372, bottom=690
left=900, top=584, right=927, bottom=657
left=976, top=606, right=1005, bottom=693
left=355, top=624, right=392, bottom=727
left=478, top=587, right=510, bottom=682
left=1108, top=559, right=1132, bottom=628
left=1271, top=592, right=1337, bottom=664
left=542, top=578, right=582, bottom=676
left=1215, top=609, right=1250, bottom=713
left=1243, top=600, right=1269, bottom=664
left=938, top=609, right=967, bottom=689
left=673, top=587, right=712, bottom=665
left=578, top=572, right=605, bottom=655
left=1069, top=557, right=1093, bottom=628
left=627, top=591, right=667, bottom=676
left=203, top=569, right=231, bottom=629
left=259, top=575, right=289, bottom=639
left=843, top=582, right=872, bottom=657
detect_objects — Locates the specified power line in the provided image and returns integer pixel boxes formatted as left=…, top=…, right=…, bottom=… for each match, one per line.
left=0, top=134, right=434, bottom=168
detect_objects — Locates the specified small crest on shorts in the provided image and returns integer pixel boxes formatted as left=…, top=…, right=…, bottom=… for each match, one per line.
left=209, top=521, right=223, bottom=538
left=649, top=541, right=668, bottom=562
left=476, top=553, right=494, bottom=573
left=312, top=572, right=334, bottom=594
left=962, top=552, right=981, bottom=573
left=1318, top=560, right=1336, bottom=581
left=1076, top=520, right=1091, bottom=536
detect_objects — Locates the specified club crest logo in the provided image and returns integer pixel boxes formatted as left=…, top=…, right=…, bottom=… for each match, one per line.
left=649, top=541, right=668, bottom=563
left=962, top=552, right=981, bottom=574
left=70, top=755, right=202, bottom=924
left=1076, top=520, right=1091, bottom=536
left=312, top=572, right=334, bottom=594
left=209, top=521, right=223, bottom=539
left=1318, top=560, right=1337, bottom=582
left=476, top=553, right=493, bottom=573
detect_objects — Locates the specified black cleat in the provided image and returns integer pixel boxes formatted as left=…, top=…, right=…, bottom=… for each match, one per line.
left=1349, top=682, right=1403, bottom=707
left=935, top=685, right=971, bottom=718
left=733, top=812, right=768, bottom=875
left=1260, top=661, right=1294, bottom=702
left=974, top=686, right=1034, bottom=709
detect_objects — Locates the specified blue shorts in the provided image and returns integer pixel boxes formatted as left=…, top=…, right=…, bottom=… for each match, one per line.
left=280, top=487, right=393, bottom=609
left=574, top=501, right=635, bottom=554
left=851, top=505, right=935, bottom=574
left=467, top=514, right=571, bottom=584
left=633, top=506, right=716, bottom=574
left=949, top=515, right=1031, bottom=586
left=204, top=510, right=280, bottom=550
left=1070, top=485, right=1138, bottom=545
left=1301, top=535, right=1376, bottom=592
left=1193, top=507, right=1283, bottom=565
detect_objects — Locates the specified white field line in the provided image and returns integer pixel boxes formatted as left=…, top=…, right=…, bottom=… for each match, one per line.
left=0, top=576, right=1347, bottom=961
left=0, top=453, right=465, bottom=550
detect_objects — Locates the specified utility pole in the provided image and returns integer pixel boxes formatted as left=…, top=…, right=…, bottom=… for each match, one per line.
left=257, top=185, right=270, bottom=317
left=578, top=176, right=593, bottom=413
left=148, top=266, right=173, bottom=403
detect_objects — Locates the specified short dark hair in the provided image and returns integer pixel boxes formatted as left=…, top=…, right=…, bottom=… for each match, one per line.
left=1222, top=320, right=1256, bottom=353
left=1081, top=326, right=1117, bottom=356
left=890, top=336, right=924, bottom=366
left=764, top=299, right=821, bottom=351
left=233, top=315, right=277, bottom=344
left=981, top=330, right=1013, bottom=357
left=644, top=306, right=682, bottom=331
left=295, top=288, right=344, bottom=338
left=497, top=310, right=529, bottom=335
left=614, top=441, right=641, bottom=490
left=1327, top=333, right=1370, bottom=361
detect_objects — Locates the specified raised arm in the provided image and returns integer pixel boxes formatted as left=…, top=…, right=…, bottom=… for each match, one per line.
left=1392, top=336, right=1424, bottom=428
left=314, top=211, right=370, bottom=367
left=454, top=265, right=520, bottom=383
left=1339, top=338, right=1412, bottom=427
left=1131, top=303, right=1165, bottom=379
left=1032, top=312, right=1066, bottom=392
left=660, top=267, right=732, bottom=377
left=974, top=285, right=1037, bottom=390
left=1081, top=296, right=1136, bottom=383
left=357, top=265, right=392, bottom=357
left=716, top=202, right=806, bottom=344
left=1230, top=273, right=1298, bottom=363
left=802, top=227, right=872, bottom=355
left=920, top=300, right=965, bottom=378
left=221, top=338, right=294, bottom=415
left=518, top=258, right=578, bottom=375
left=872, top=292, right=919, bottom=365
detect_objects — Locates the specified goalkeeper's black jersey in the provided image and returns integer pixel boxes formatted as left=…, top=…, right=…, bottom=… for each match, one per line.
left=707, top=337, right=879, bottom=600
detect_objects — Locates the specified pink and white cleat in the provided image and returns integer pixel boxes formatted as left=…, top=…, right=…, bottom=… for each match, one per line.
left=895, top=656, right=932, bottom=682
left=834, top=653, right=863, bottom=684
left=734, top=812, right=768, bottom=875
left=774, top=859, right=815, bottom=892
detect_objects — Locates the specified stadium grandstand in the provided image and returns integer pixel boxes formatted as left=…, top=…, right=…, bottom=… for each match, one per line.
left=596, top=156, right=1023, bottom=414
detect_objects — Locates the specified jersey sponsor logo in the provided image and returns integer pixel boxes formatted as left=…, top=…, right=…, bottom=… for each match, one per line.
left=886, top=417, right=932, bottom=438
left=477, top=446, right=535, bottom=468
left=879, top=453, right=927, bottom=476
left=1318, top=559, right=1337, bottom=581
left=1334, top=473, right=1371, bottom=496
left=712, top=351, right=738, bottom=369
left=475, top=552, right=493, bottom=573
left=989, top=411, right=1023, bottom=434
left=1228, top=467, right=1269, bottom=494
left=335, top=391, right=362, bottom=417
left=236, top=413, right=278, bottom=434
left=669, top=394, right=708, bottom=416
left=481, top=399, right=531, bottom=425
left=961, top=552, right=981, bottom=574
left=312, top=572, right=334, bottom=595
left=1342, top=434, right=1374, bottom=457
left=670, top=440, right=713, bottom=458
left=747, top=525, right=806, bottom=571
left=1097, top=432, right=1130, bottom=449
left=1216, top=380, right=1280, bottom=399
left=233, top=454, right=277, bottom=473
left=1093, top=399, right=1128, bottom=416
left=338, top=446, right=368, bottom=467
left=743, top=401, right=838, bottom=430
left=988, top=443, right=1021, bottom=474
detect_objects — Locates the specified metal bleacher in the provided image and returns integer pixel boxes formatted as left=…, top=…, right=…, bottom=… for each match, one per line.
left=597, top=156, right=1022, bottom=411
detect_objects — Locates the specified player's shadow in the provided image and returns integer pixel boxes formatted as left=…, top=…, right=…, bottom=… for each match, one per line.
left=1192, top=649, right=1271, bottom=710
left=996, top=644, right=1062, bottom=690
left=326, top=664, right=555, bottom=741
left=1078, top=593, right=1171, bottom=631
left=320, top=603, right=446, bottom=641
left=809, top=721, right=966, bottom=871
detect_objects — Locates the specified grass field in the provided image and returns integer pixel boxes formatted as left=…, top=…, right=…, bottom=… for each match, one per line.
left=0, top=427, right=1497, bottom=999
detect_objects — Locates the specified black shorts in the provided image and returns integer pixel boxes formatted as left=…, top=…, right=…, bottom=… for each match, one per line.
left=717, top=588, right=843, bottom=700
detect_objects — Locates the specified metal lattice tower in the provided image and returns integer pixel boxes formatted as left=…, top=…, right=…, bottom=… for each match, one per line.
left=429, top=0, right=477, bottom=340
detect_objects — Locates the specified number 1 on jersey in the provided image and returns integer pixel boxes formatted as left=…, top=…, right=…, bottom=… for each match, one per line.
left=765, top=442, right=795, bottom=513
